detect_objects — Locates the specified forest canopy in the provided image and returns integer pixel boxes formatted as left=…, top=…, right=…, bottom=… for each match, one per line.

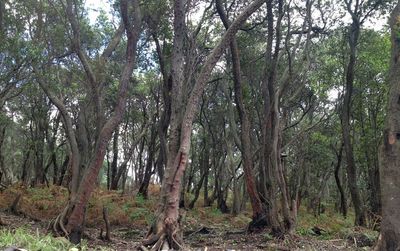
left=1, top=0, right=400, bottom=250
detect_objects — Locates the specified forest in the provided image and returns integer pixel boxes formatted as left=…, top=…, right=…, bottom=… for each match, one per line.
left=1, top=0, right=400, bottom=250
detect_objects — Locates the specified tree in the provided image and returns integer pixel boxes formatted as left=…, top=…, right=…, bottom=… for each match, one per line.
left=376, top=1, right=400, bottom=249
left=0, top=0, right=396, bottom=248
left=38, top=0, right=142, bottom=243
left=141, top=0, right=265, bottom=249
left=215, top=0, right=267, bottom=231
left=341, top=0, right=391, bottom=226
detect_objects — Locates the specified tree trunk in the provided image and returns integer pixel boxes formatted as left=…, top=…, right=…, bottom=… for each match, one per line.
left=34, top=111, right=46, bottom=186
left=153, top=33, right=172, bottom=183
left=0, top=125, right=6, bottom=184
left=342, top=15, right=365, bottom=226
left=21, top=147, right=32, bottom=186
left=216, top=0, right=267, bottom=230
left=334, top=143, right=347, bottom=218
left=203, top=156, right=210, bottom=207
left=137, top=135, right=146, bottom=186
left=258, top=0, right=285, bottom=236
left=141, top=0, right=265, bottom=249
left=188, top=134, right=208, bottom=209
left=45, top=0, right=142, bottom=243
left=138, top=121, right=157, bottom=198
left=375, top=2, right=400, bottom=249
left=110, top=129, right=119, bottom=190
left=58, top=154, right=70, bottom=186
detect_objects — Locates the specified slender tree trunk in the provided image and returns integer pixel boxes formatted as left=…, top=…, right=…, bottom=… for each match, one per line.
left=58, top=154, right=69, bottom=186
left=110, top=129, right=119, bottom=190
left=153, top=35, right=172, bottom=183
left=0, top=125, right=6, bottom=184
left=138, top=121, right=157, bottom=198
left=259, top=0, right=284, bottom=235
left=137, top=135, right=146, bottom=185
left=188, top=170, right=206, bottom=209
left=375, top=2, right=400, bottom=249
left=203, top=156, right=210, bottom=207
left=216, top=0, right=267, bottom=231
left=334, top=143, right=347, bottom=218
left=34, top=114, right=46, bottom=186
left=342, top=16, right=365, bottom=226
left=21, top=147, right=32, bottom=186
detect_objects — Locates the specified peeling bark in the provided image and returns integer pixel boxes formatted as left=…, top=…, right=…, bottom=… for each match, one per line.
left=41, top=0, right=142, bottom=243
left=142, top=0, right=265, bottom=249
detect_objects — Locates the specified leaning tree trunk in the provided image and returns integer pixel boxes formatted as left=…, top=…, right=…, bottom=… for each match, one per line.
left=41, top=0, right=142, bottom=244
left=215, top=0, right=268, bottom=231
left=141, top=1, right=265, bottom=250
left=375, top=2, right=400, bottom=249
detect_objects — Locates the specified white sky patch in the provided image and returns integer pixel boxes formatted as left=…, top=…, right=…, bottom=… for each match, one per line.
left=85, top=0, right=109, bottom=24
left=328, top=88, right=340, bottom=102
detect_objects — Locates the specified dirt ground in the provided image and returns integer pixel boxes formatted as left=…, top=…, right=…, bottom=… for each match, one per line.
left=0, top=211, right=370, bottom=251
left=0, top=185, right=375, bottom=250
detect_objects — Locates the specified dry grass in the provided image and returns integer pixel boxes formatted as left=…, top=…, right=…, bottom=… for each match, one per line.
left=0, top=184, right=160, bottom=228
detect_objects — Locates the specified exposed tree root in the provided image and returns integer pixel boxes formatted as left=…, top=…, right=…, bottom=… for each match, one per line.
left=49, top=201, right=87, bottom=244
left=141, top=218, right=186, bottom=251
left=51, top=205, right=69, bottom=238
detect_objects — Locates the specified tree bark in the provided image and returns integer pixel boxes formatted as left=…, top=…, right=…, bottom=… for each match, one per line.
left=334, top=143, right=347, bottom=218
left=341, top=11, right=366, bottom=226
left=188, top=153, right=207, bottom=210
left=110, top=129, right=119, bottom=190
left=0, top=125, right=6, bottom=184
left=215, top=0, right=267, bottom=231
left=375, top=2, right=400, bottom=249
left=138, top=120, right=157, bottom=198
left=44, top=0, right=142, bottom=243
left=141, top=0, right=265, bottom=249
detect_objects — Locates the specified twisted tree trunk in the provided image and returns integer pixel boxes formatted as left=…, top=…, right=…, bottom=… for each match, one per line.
left=141, top=1, right=265, bottom=249
left=39, top=0, right=142, bottom=244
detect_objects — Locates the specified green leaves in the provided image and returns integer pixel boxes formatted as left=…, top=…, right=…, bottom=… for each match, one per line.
left=0, top=228, right=86, bottom=251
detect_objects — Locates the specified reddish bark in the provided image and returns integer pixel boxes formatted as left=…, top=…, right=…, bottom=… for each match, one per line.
left=215, top=0, right=267, bottom=231
left=142, top=0, right=266, bottom=249
left=46, top=0, right=142, bottom=243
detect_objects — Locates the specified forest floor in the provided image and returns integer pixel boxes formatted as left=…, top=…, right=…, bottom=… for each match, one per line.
left=0, top=184, right=378, bottom=250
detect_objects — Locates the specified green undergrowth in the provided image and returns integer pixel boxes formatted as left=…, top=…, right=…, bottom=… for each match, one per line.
left=297, top=208, right=353, bottom=239
left=296, top=206, right=378, bottom=244
left=0, top=185, right=380, bottom=248
left=0, top=227, right=86, bottom=251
